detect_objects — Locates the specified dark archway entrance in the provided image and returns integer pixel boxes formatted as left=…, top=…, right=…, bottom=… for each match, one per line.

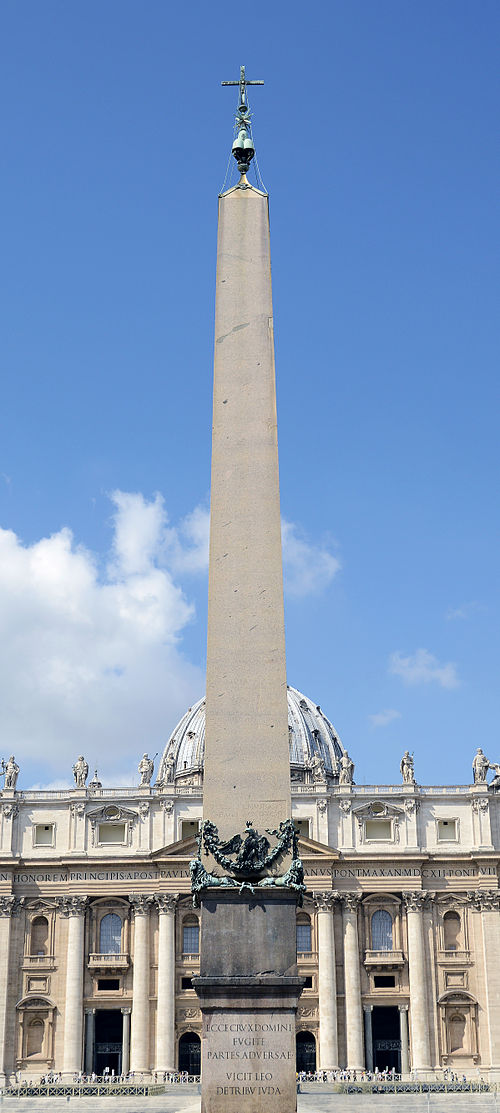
left=178, top=1032, right=201, bottom=1075
left=372, top=1006, right=401, bottom=1072
left=94, top=1010, right=123, bottom=1075
left=296, top=1031, right=316, bottom=1073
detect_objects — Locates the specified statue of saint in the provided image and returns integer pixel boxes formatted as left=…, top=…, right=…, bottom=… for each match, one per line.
left=472, top=748, right=489, bottom=784
left=339, top=751, right=354, bottom=785
left=72, top=755, right=88, bottom=788
left=400, top=751, right=415, bottom=784
left=165, top=752, right=176, bottom=783
left=488, top=762, right=500, bottom=790
left=310, top=752, right=326, bottom=781
left=139, top=753, right=154, bottom=786
left=3, top=756, right=19, bottom=790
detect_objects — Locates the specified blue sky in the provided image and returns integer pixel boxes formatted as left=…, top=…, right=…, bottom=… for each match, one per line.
left=0, top=1, right=498, bottom=789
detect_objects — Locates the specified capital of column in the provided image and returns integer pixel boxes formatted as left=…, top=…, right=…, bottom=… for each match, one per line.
left=402, top=891, right=427, bottom=913
left=121, top=1007, right=132, bottom=1015
left=57, top=895, right=88, bottom=917
left=398, top=1003, right=409, bottom=1012
left=155, top=893, right=178, bottom=915
left=467, top=888, right=500, bottom=912
left=363, top=1004, right=373, bottom=1013
left=313, top=891, right=338, bottom=913
left=0, top=895, right=23, bottom=917
left=84, top=1007, right=96, bottom=1015
left=130, top=894, right=153, bottom=916
left=341, top=892, right=362, bottom=914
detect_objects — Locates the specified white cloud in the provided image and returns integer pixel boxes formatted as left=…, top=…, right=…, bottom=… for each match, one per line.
left=0, top=493, right=341, bottom=787
left=446, top=601, right=480, bottom=621
left=0, top=491, right=204, bottom=786
left=281, top=519, right=341, bottom=598
left=389, top=648, right=459, bottom=690
left=369, top=709, right=402, bottom=728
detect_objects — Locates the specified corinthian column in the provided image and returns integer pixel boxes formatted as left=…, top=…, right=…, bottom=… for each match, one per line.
left=404, top=892, right=431, bottom=1072
left=130, top=895, right=152, bottom=1074
left=342, top=893, right=364, bottom=1070
left=59, top=895, right=87, bottom=1077
left=314, top=893, right=338, bottom=1069
left=155, top=894, right=178, bottom=1072
left=0, top=896, right=18, bottom=1082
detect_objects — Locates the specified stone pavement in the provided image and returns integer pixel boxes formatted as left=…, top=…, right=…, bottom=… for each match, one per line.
left=0, top=1089, right=498, bottom=1112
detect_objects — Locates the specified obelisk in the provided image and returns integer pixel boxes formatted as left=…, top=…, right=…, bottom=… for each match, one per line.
left=193, top=69, right=303, bottom=1113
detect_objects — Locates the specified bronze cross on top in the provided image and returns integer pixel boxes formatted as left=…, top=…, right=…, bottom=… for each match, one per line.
left=221, top=65, right=264, bottom=108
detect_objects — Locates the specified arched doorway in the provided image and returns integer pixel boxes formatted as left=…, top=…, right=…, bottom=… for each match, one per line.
left=296, top=1030, right=316, bottom=1073
left=178, top=1031, right=201, bottom=1075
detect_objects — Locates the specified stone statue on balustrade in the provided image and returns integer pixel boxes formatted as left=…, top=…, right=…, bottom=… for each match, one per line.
left=138, top=753, right=155, bottom=786
left=309, top=752, right=326, bottom=781
left=472, top=748, right=490, bottom=784
left=400, top=750, right=415, bottom=784
left=339, top=751, right=354, bottom=785
left=488, top=761, right=500, bottom=790
left=1, top=756, right=19, bottom=790
left=72, top=755, right=89, bottom=788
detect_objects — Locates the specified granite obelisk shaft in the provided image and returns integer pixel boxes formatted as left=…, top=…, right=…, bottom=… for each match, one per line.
left=196, top=178, right=301, bottom=1113
left=203, top=180, right=291, bottom=840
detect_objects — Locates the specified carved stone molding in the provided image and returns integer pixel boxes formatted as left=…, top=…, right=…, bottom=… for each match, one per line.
left=180, top=1007, right=199, bottom=1020
left=1, top=802, right=18, bottom=820
left=57, top=895, right=87, bottom=917
left=313, top=891, right=337, bottom=913
left=69, top=802, right=86, bottom=819
left=467, top=889, right=500, bottom=912
left=155, top=894, right=178, bottom=915
left=404, top=798, right=420, bottom=815
left=0, top=895, right=22, bottom=917
left=341, top=892, right=362, bottom=914
left=471, top=797, right=489, bottom=815
left=317, top=798, right=328, bottom=814
left=298, top=1006, right=316, bottom=1018
left=159, top=799, right=174, bottom=814
left=129, top=894, right=153, bottom=916
left=138, top=802, right=150, bottom=819
left=403, top=891, right=427, bottom=913
left=339, top=800, right=351, bottom=815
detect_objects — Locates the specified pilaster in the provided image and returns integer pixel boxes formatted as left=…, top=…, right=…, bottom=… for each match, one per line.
left=155, top=894, right=178, bottom=1072
left=403, top=891, right=431, bottom=1073
left=313, top=892, right=338, bottom=1069
left=341, top=893, right=363, bottom=1070
left=58, top=895, right=87, bottom=1078
left=130, top=895, right=152, bottom=1074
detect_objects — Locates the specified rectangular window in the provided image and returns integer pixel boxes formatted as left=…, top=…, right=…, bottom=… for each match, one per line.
left=303, top=976, right=313, bottom=989
left=97, top=978, right=120, bottom=991
left=294, top=819, right=310, bottom=839
left=437, top=819, right=458, bottom=842
left=296, top=924, right=312, bottom=952
left=181, top=977, right=194, bottom=990
left=98, top=823, right=126, bottom=844
left=33, top=824, right=54, bottom=847
left=181, top=820, right=201, bottom=840
left=365, top=819, right=392, bottom=841
left=374, top=975, right=396, bottom=988
left=182, top=924, right=200, bottom=954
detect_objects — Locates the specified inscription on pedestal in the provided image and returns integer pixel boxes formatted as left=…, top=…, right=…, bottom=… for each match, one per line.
left=201, top=1009, right=297, bottom=1112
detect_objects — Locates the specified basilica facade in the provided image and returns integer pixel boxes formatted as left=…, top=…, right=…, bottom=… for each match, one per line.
left=0, top=683, right=498, bottom=1083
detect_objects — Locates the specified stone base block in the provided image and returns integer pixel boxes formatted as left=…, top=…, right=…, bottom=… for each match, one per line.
left=194, top=890, right=303, bottom=1112
left=194, top=976, right=303, bottom=1113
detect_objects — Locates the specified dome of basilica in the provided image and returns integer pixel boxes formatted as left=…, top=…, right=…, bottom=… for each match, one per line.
left=156, top=685, right=347, bottom=786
